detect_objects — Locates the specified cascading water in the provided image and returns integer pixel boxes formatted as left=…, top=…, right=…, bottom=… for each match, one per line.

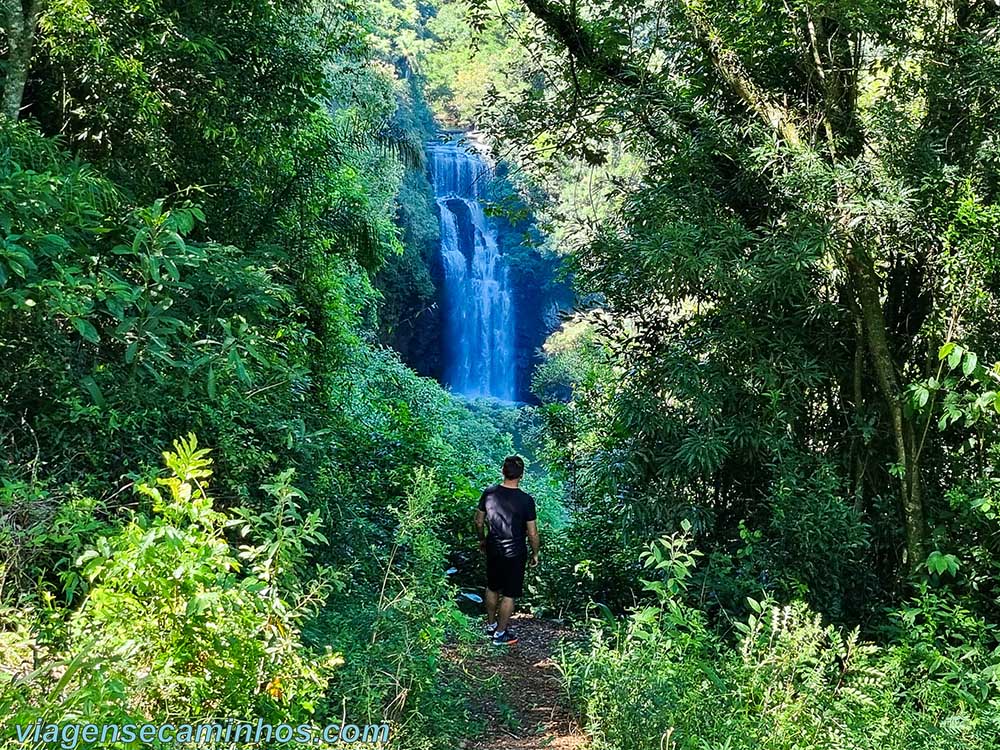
left=427, top=139, right=516, bottom=402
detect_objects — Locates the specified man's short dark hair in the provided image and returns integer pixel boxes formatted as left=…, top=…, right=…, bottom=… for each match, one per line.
left=502, top=455, right=524, bottom=480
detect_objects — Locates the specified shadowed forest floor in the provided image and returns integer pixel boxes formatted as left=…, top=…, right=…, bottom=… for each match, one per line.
left=448, top=615, right=589, bottom=750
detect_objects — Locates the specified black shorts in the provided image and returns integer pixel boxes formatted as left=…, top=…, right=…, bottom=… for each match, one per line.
left=486, top=551, right=527, bottom=598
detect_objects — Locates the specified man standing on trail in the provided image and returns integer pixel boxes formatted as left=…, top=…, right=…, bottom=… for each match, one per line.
left=475, top=455, right=540, bottom=646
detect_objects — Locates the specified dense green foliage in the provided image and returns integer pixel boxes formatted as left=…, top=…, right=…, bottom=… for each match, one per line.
left=490, top=0, right=1000, bottom=618
left=561, top=530, right=1000, bottom=749
left=4, top=0, right=1000, bottom=749
left=1, top=2, right=516, bottom=748
left=419, top=0, right=1000, bottom=746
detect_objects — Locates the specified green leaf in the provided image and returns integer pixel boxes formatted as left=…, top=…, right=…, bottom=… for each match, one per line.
left=938, top=342, right=956, bottom=361
left=947, top=345, right=963, bottom=370
left=72, top=318, right=101, bottom=343
left=125, top=340, right=138, bottom=364
left=38, top=234, right=70, bottom=253
left=186, top=592, right=217, bottom=616
left=163, top=257, right=180, bottom=281
left=80, top=376, right=105, bottom=407
left=926, top=550, right=960, bottom=576
left=962, top=351, right=978, bottom=377
left=592, top=602, right=616, bottom=626
left=231, top=351, right=250, bottom=384
left=114, top=317, right=138, bottom=336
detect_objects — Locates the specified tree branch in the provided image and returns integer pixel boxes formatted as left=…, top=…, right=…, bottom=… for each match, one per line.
left=520, top=0, right=646, bottom=88
left=520, top=0, right=804, bottom=148
left=678, top=0, right=803, bottom=148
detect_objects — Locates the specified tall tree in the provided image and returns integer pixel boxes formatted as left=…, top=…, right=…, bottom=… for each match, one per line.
left=497, top=0, right=1000, bottom=576
left=0, top=0, right=41, bottom=118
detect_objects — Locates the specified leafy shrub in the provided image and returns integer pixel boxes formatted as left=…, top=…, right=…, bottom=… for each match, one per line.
left=560, top=529, right=1000, bottom=750
left=763, top=453, right=871, bottom=616
left=1, top=436, right=340, bottom=737
left=315, top=468, right=475, bottom=750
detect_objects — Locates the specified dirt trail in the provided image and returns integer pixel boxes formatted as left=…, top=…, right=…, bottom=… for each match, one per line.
left=451, top=615, right=589, bottom=750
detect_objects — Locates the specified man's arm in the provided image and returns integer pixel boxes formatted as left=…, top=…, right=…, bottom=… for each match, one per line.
left=526, top=520, right=540, bottom=567
left=475, top=509, right=487, bottom=553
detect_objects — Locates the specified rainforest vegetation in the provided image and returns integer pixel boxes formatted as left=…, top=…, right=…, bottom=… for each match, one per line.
left=2, top=0, right=1000, bottom=749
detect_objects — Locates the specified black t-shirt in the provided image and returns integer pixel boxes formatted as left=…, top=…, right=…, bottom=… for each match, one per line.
left=478, top=484, right=537, bottom=558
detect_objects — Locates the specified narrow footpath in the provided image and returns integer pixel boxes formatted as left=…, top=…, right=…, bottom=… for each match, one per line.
left=452, top=615, right=589, bottom=750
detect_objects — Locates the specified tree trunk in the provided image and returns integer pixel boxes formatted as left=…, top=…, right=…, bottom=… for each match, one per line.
left=1, top=0, right=41, bottom=121
left=846, top=243, right=926, bottom=570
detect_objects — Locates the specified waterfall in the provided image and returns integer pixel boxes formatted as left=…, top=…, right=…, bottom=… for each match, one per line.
left=427, top=139, right=516, bottom=401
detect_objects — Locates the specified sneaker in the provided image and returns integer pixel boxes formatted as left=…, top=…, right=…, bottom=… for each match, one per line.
left=483, top=622, right=498, bottom=637
left=491, top=629, right=519, bottom=647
